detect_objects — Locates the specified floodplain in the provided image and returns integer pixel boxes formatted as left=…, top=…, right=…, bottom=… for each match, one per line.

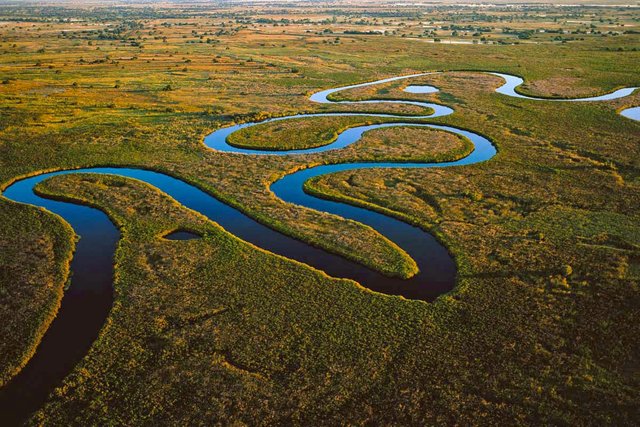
left=0, top=1, right=639, bottom=425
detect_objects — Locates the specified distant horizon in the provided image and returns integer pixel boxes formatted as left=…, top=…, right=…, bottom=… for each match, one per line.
left=0, top=0, right=638, bottom=6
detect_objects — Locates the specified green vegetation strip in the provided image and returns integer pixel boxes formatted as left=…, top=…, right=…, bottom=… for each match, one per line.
left=0, top=3, right=638, bottom=424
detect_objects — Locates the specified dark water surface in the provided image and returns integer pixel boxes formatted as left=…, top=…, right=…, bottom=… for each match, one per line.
left=0, top=71, right=636, bottom=425
left=163, top=230, right=202, bottom=240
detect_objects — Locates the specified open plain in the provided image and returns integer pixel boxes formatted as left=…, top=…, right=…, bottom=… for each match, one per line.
left=0, top=1, right=639, bottom=425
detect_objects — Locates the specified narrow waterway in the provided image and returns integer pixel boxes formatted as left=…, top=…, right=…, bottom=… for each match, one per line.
left=0, top=70, right=636, bottom=425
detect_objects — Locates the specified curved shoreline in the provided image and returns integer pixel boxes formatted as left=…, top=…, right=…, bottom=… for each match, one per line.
left=206, top=71, right=637, bottom=157
left=620, top=106, right=640, bottom=121
left=0, top=70, right=636, bottom=425
left=491, top=72, right=638, bottom=101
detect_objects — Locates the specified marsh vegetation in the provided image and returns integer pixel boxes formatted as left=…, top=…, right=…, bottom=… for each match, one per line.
left=0, top=1, right=638, bottom=424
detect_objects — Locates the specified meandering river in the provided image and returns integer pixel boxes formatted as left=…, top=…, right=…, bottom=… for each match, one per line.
left=0, top=71, right=636, bottom=424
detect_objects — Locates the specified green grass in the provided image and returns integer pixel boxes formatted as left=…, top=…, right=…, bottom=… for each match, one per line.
left=0, top=204, right=74, bottom=388
left=32, top=173, right=431, bottom=424
left=227, top=116, right=396, bottom=151
left=0, top=3, right=639, bottom=424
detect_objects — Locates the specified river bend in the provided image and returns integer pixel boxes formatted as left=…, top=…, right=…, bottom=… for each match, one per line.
left=0, top=71, right=636, bottom=425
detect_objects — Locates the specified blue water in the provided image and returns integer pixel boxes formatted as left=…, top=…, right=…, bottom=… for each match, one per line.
left=404, top=85, right=439, bottom=94
left=620, top=106, right=640, bottom=121
left=0, top=70, right=636, bottom=424
left=492, top=72, right=638, bottom=101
